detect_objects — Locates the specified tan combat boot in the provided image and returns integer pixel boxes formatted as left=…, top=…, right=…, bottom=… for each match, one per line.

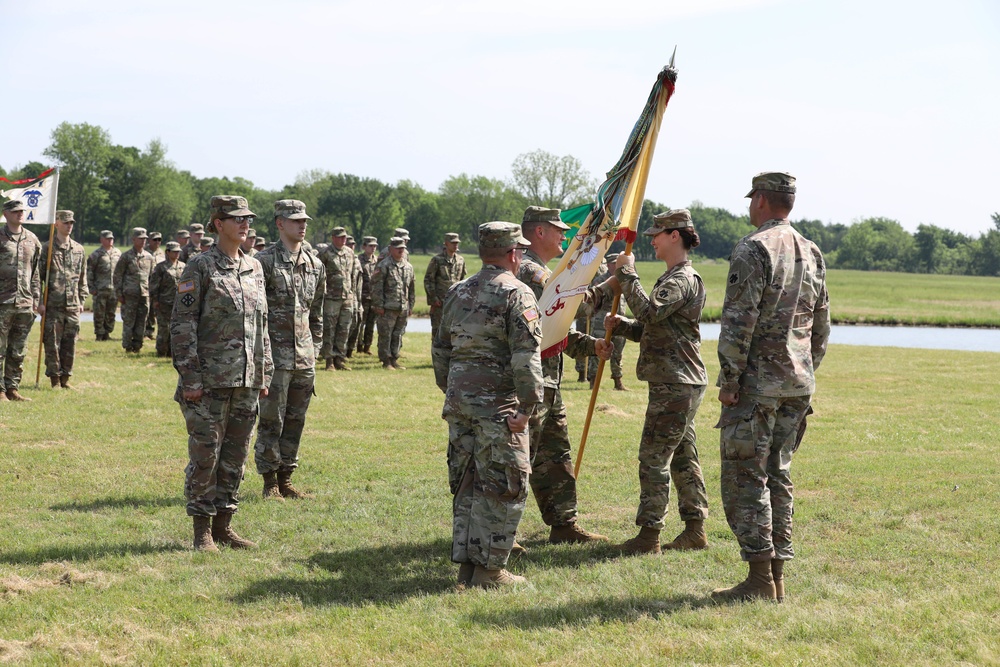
left=456, top=562, right=475, bottom=589
left=334, top=357, right=351, bottom=371
left=59, top=375, right=73, bottom=389
left=262, top=472, right=284, bottom=501
left=470, top=565, right=526, bottom=589
left=392, top=360, right=406, bottom=370
left=193, top=516, right=219, bottom=552
left=324, top=358, right=335, bottom=371
left=772, top=559, right=785, bottom=603
left=6, top=388, right=31, bottom=402
left=510, top=541, right=528, bottom=557
left=50, top=376, right=60, bottom=388
left=613, top=377, right=629, bottom=391
left=662, top=519, right=708, bottom=550
left=211, top=511, right=257, bottom=549
left=710, top=561, right=776, bottom=603
left=616, top=526, right=661, bottom=555
left=278, top=471, right=313, bottom=499
left=549, top=523, right=608, bottom=544
left=382, top=362, right=395, bottom=370
left=0, top=391, right=8, bottom=402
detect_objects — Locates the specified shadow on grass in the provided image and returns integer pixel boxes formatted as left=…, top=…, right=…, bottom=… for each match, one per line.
left=50, top=496, right=183, bottom=512
left=468, top=594, right=713, bottom=628
left=234, top=538, right=455, bottom=607
left=0, top=542, right=186, bottom=565
left=516, top=537, right=623, bottom=568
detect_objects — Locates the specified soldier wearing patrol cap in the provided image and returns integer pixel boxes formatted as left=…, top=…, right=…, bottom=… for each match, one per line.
left=516, top=205, right=610, bottom=545
left=0, top=199, right=42, bottom=401
left=40, top=211, right=88, bottom=389
left=254, top=236, right=267, bottom=252
left=424, top=232, right=467, bottom=341
left=113, top=227, right=155, bottom=353
left=241, top=227, right=257, bottom=256
left=711, top=173, right=830, bottom=603
left=378, top=227, right=410, bottom=263
left=172, top=194, right=271, bottom=552
left=87, top=230, right=120, bottom=341
left=355, top=236, right=379, bottom=355
left=597, top=208, right=711, bottom=555
left=200, top=237, right=215, bottom=251
left=576, top=253, right=627, bottom=391
left=371, top=237, right=415, bottom=369
left=144, top=232, right=165, bottom=339
left=181, top=223, right=205, bottom=263
left=149, top=241, right=185, bottom=357
left=318, top=226, right=362, bottom=370
left=432, top=221, right=544, bottom=588
left=175, top=229, right=191, bottom=246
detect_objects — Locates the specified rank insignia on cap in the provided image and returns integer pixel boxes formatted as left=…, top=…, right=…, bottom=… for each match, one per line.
left=178, top=280, right=195, bottom=293
left=522, top=307, right=539, bottom=322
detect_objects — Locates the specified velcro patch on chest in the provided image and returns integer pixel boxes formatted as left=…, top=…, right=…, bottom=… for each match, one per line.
left=178, top=280, right=195, bottom=293
left=522, top=306, right=539, bottom=322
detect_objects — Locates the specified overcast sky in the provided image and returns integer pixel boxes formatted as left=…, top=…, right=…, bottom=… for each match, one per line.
left=3, top=0, right=997, bottom=235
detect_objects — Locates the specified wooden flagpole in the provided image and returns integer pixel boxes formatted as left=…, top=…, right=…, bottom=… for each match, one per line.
left=34, top=169, right=60, bottom=388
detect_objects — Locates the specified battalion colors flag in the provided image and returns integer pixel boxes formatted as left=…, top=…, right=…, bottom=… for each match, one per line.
left=0, top=168, right=59, bottom=225
left=537, top=63, right=679, bottom=357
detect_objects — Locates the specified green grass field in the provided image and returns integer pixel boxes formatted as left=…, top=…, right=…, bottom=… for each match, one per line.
left=1, top=325, right=998, bottom=664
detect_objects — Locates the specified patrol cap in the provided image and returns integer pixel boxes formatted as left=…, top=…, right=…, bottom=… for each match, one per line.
left=200, top=237, right=215, bottom=247
left=745, top=171, right=796, bottom=198
left=331, top=226, right=348, bottom=238
left=246, top=228, right=257, bottom=238
left=388, top=237, right=407, bottom=248
left=255, top=236, right=267, bottom=247
left=444, top=232, right=461, bottom=243
left=393, top=227, right=410, bottom=239
left=274, top=199, right=311, bottom=221
left=346, top=235, right=355, bottom=244
left=165, top=241, right=182, bottom=252
left=131, top=227, right=148, bottom=239
left=189, top=223, right=205, bottom=233
left=362, top=236, right=378, bottom=246
left=2, top=199, right=26, bottom=212
left=100, top=230, right=114, bottom=239
left=176, top=229, right=190, bottom=239
left=149, top=231, right=162, bottom=240
left=55, top=210, right=76, bottom=223
left=478, top=221, right=530, bottom=250
left=209, top=195, right=255, bottom=221
left=642, top=208, right=693, bottom=236
left=522, top=205, right=569, bottom=230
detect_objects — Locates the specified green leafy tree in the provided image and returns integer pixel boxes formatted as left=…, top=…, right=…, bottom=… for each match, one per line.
left=510, top=150, right=595, bottom=209
left=835, top=217, right=916, bottom=272
left=43, top=122, right=113, bottom=239
left=316, top=174, right=403, bottom=243
left=438, top=174, right=526, bottom=243
left=395, top=180, right=445, bottom=252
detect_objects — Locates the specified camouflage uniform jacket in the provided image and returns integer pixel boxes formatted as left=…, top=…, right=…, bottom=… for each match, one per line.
left=113, top=247, right=155, bottom=299
left=358, top=253, right=378, bottom=300
left=0, top=225, right=42, bottom=309
left=87, top=246, right=120, bottom=293
left=319, top=244, right=361, bottom=303
left=432, top=264, right=544, bottom=418
left=516, top=248, right=596, bottom=388
left=371, top=256, right=415, bottom=312
left=257, top=242, right=325, bottom=370
left=41, top=236, right=88, bottom=310
left=171, top=247, right=273, bottom=393
left=149, top=246, right=165, bottom=265
left=180, top=242, right=201, bottom=264
left=605, top=260, right=707, bottom=385
left=718, top=219, right=831, bottom=397
left=424, top=251, right=467, bottom=305
left=149, top=259, right=186, bottom=307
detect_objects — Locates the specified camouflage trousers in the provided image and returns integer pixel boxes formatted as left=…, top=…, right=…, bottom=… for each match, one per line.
left=635, top=383, right=708, bottom=529
left=145, top=298, right=156, bottom=338
left=155, top=304, right=173, bottom=357
left=346, top=302, right=363, bottom=354
left=429, top=304, right=443, bottom=343
left=92, top=291, right=117, bottom=337
left=254, top=368, right=315, bottom=474
left=321, top=298, right=354, bottom=361
left=576, top=335, right=625, bottom=380
left=177, top=386, right=259, bottom=517
left=527, top=386, right=579, bottom=526
left=376, top=309, right=407, bottom=363
left=120, top=295, right=148, bottom=351
left=356, top=298, right=375, bottom=352
left=717, top=392, right=812, bottom=562
left=0, top=306, right=34, bottom=392
left=43, top=307, right=80, bottom=378
left=447, top=411, right=531, bottom=569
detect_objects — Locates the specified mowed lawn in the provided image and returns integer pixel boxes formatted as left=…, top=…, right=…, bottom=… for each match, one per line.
left=1, top=324, right=998, bottom=665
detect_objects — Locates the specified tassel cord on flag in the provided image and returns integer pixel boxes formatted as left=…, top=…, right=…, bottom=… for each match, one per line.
left=34, top=227, right=57, bottom=388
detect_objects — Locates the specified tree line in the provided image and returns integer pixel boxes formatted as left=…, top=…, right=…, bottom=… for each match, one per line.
left=3, top=122, right=999, bottom=276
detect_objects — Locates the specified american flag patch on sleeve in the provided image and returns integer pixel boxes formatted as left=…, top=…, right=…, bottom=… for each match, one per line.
left=522, top=307, right=539, bottom=322
left=178, top=280, right=195, bottom=293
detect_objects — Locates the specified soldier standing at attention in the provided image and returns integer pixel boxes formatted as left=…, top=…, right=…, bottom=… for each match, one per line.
left=149, top=241, right=186, bottom=357
left=0, top=199, right=42, bottom=402
left=516, top=206, right=609, bottom=545
left=432, top=221, right=543, bottom=589
left=41, top=210, right=88, bottom=389
left=172, top=195, right=272, bottom=552
left=254, top=236, right=267, bottom=253
left=145, top=232, right=164, bottom=340
left=175, top=229, right=191, bottom=247
left=318, top=227, right=360, bottom=371
left=254, top=200, right=325, bottom=500
left=599, top=210, right=710, bottom=554
left=240, top=228, right=257, bottom=257
left=199, top=237, right=215, bottom=253
left=113, top=227, right=155, bottom=353
left=424, top=232, right=467, bottom=341
left=180, top=223, right=205, bottom=263
left=711, top=172, right=830, bottom=603
left=355, top=237, right=378, bottom=355
left=344, top=235, right=363, bottom=359
left=87, top=230, right=120, bottom=341
left=377, top=227, right=409, bottom=263
left=371, top=237, right=415, bottom=370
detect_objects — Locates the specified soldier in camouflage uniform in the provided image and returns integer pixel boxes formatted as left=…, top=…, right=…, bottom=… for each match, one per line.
left=0, top=199, right=42, bottom=402
left=254, top=200, right=325, bottom=501
left=175, top=229, right=190, bottom=247
left=355, top=236, right=379, bottom=355
left=172, top=195, right=272, bottom=552
left=576, top=254, right=627, bottom=390
left=200, top=237, right=215, bottom=253
left=371, top=237, right=415, bottom=370
left=711, top=172, right=830, bottom=603
left=144, top=232, right=164, bottom=339
left=40, top=211, right=88, bottom=389
left=318, top=227, right=361, bottom=370
left=432, top=221, right=544, bottom=589
left=180, top=223, right=205, bottom=263
left=254, top=236, right=266, bottom=253
left=87, top=230, right=120, bottom=341
left=377, top=227, right=409, bottom=263
left=344, top=236, right=363, bottom=357
left=425, top=232, right=467, bottom=341
left=516, top=206, right=610, bottom=545
left=240, top=227, right=257, bottom=257
left=113, top=227, right=155, bottom=353
left=598, top=210, right=710, bottom=555
left=149, top=241, right=186, bottom=357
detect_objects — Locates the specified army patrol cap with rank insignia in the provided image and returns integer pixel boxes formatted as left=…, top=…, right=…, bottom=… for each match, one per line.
left=331, top=226, right=348, bottom=238
left=3, top=199, right=26, bottom=212
left=189, top=223, right=205, bottom=233
left=176, top=229, right=190, bottom=239
left=131, top=227, right=149, bottom=239
left=643, top=208, right=693, bottom=236
left=745, top=171, right=796, bottom=198
left=274, top=199, right=311, bottom=221
left=522, top=205, right=570, bottom=230
left=388, top=237, right=406, bottom=248
left=444, top=232, right=461, bottom=243
left=209, top=195, right=255, bottom=221
left=255, top=236, right=267, bottom=248
left=149, top=231, right=162, bottom=240
left=362, top=236, right=378, bottom=246
left=478, top=221, right=531, bottom=250
left=165, top=241, right=182, bottom=252
left=55, top=210, right=76, bottom=223
left=100, top=230, right=114, bottom=239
